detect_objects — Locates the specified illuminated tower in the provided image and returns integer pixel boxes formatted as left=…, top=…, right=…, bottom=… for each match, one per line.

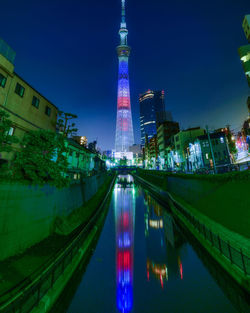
left=115, top=0, right=134, bottom=153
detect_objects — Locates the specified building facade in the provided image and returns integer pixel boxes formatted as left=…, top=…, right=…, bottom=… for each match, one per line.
left=139, top=90, right=166, bottom=145
left=0, top=38, right=58, bottom=161
left=115, top=0, right=134, bottom=155
left=168, top=127, right=205, bottom=171
left=242, top=15, right=250, bottom=42
left=238, top=15, right=250, bottom=87
left=143, top=135, right=159, bottom=169
left=188, top=132, right=231, bottom=172
left=157, top=121, right=180, bottom=168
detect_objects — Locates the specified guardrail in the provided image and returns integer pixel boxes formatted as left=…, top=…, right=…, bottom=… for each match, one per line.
left=170, top=195, right=250, bottom=276
left=0, top=175, right=116, bottom=313
left=134, top=174, right=250, bottom=277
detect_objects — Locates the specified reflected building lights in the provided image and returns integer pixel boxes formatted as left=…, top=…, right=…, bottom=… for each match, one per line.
left=145, top=192, right=185, bottom=287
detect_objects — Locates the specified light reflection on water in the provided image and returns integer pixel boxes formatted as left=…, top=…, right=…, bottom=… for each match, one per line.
left=144, top=190, right=184, bottom=289
left=115, top=175, right=135, bottom=313
left=65, top=174, right=247, bottom=313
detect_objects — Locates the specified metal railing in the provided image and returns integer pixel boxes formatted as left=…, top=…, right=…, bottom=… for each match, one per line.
left=134, top=174, right=250, bottom=277
left=171, top=197, right=250, bottom=276
left=0, top=175, right=116, bottom=313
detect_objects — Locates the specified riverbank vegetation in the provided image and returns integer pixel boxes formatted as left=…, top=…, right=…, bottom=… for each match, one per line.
left=0, top=109, right=80, bottom=188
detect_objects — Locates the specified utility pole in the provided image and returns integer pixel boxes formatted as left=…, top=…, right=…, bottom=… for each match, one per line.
left=206, top=125, right=217, bottom=174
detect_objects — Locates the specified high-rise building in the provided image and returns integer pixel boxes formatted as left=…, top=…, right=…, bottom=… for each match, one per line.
left=115, top=0, right=134, bottom=155
left=238, top=15, right=250, bottom=87
left=139, top=90, right=167, bottom=145
left=242, top=15, right=250, bottom=42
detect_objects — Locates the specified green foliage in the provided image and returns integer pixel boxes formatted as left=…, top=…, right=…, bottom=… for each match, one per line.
left=56, top=111, right=78, bottom=137
left=226, top=131, right=237, bottom=155
left=11, top=129, right=70, bottom=188
left=0, top=109, right=18, bottom=153
left=119, top=157, right=128, bottom=166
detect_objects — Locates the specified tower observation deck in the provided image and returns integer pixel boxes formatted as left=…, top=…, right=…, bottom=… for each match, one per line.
left=115, top=0, right=134, bottom=154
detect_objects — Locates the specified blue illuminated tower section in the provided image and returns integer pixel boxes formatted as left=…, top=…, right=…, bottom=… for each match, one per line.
left=115, top=0, right=134, bottom=152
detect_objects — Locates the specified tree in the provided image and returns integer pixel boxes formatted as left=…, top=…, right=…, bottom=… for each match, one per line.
left=11, top=129, right=69, bottom=188
left=0, top=109, right=18, bottom=153
left=119, top=157, right=128, bottom=166
left=56, top=111, right=78, bottom=137
left=226, top=127, right=237, bottom=156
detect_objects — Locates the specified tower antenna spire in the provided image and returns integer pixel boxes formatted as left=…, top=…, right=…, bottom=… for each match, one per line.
left=121, top=0, right=126, bottom=28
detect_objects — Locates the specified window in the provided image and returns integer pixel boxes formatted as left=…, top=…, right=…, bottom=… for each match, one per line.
left=220, top=137, right=224, bottom=143
left=205, top=153, right=209, bottom=160
left=45, top=106, right=51, bottom=116
left=175, top=136, right=179, bottom=142
left=0, top=73, right=7, bottom=88
left=32, top=96, right=40, bottom=109
left=15, top=83, right=25, bottom=97
left=4, top=127, right=15, bottom=136
left=8, top=127, right=15, bottom=136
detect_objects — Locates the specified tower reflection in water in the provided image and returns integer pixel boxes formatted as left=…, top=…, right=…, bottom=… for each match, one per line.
left=114, top=175, right=135, bottom=313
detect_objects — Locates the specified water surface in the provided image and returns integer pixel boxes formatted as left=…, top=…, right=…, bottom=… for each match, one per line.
left=65, top=175, right=248, bottom=313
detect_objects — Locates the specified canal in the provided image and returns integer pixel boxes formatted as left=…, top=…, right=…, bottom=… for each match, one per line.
left=58, top=175, right=249, bottom=313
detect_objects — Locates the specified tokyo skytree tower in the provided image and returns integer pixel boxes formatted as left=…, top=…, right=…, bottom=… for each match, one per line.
left=115, top=0, right=134, bottom=153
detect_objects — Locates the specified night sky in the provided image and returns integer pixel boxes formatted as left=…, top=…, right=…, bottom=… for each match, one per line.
left=1, top=0, right=250, bottom=150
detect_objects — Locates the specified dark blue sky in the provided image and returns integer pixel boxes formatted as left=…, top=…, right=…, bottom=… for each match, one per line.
left=1, top=0, right=250, bottom=150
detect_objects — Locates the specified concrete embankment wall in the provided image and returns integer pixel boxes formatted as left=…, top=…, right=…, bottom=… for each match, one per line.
left=137, top=169, right=250, bottom=239
left=135, top=170, right=250, bottom=291
left=0, top=173, right=107, bottom=261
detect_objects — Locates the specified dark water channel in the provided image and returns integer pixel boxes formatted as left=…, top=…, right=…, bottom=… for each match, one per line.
left=62, top=175, right=249, bottom=313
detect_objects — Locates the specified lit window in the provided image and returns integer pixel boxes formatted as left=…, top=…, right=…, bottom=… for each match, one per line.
left=32, top=96, right=40, bottom=109
left=45, top=106, right=51, bottom=116
left=15, top=83, right=25, bottom=97
left=206, top=153, right=209, bottom=159
left=220, top=137, right=224, bottom=143
left=240, top=53, right=250, bottom=63
left=7, top=127, right=15, bottom=136
left=0, top=73, right=7, bottom=88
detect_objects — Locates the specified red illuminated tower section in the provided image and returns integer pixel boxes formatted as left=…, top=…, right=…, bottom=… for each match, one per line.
left=115, top=0, right=134, bottom=153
